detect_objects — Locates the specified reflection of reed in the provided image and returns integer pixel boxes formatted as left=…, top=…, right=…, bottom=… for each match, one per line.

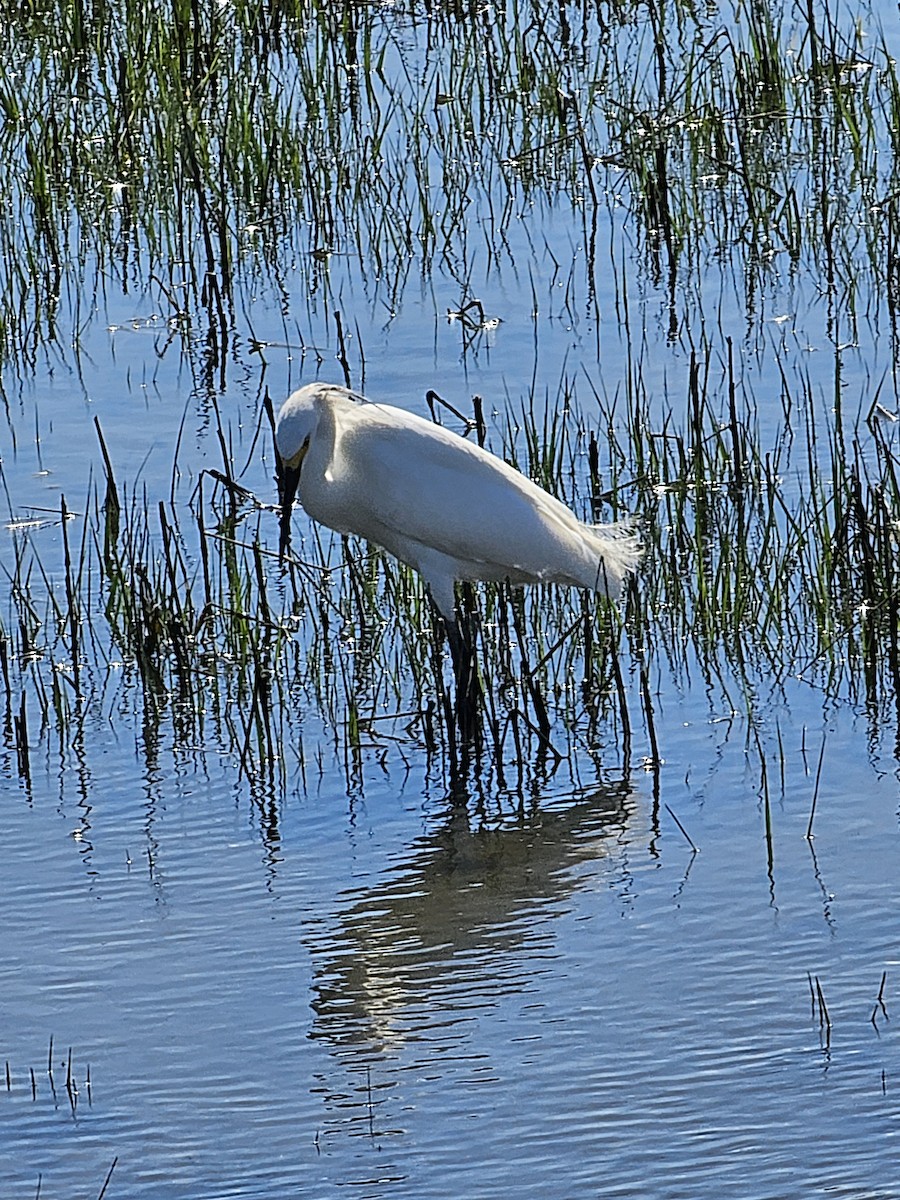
left=307, top=784, right=639, bottom=1052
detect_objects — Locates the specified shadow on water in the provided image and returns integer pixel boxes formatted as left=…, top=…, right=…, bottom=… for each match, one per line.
left=306, top=781, right=640, bottom=1055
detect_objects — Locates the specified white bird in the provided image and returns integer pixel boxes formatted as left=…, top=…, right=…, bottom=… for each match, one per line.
left=274, top=383, right=641, bottom=692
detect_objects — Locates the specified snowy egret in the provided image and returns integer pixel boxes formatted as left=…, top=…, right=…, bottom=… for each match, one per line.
left=274, top=383, right=641, bottom=700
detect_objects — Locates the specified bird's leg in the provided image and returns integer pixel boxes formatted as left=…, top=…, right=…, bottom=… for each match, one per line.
left=443, top=615, right=471, bottom=691
left=429, top=588, right=483, bottom=741
left=450, top=584, right=483, bottom=741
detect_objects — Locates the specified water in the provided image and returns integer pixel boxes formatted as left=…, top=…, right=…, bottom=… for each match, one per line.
left=4, top=1, right=900, bottom=1196
left=4, top=700, right=899, bottom=1196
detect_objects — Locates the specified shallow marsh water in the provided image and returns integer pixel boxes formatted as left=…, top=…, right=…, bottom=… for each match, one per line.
left=4, top=698, right=899, bottom=1197
left=3, top=0, right=900, bottom=1196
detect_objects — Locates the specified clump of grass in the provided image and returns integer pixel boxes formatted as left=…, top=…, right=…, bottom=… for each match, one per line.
left=3, top=384, right=649, bottom=797
left=5, top=334, right=900, bottom=805
left=1, top=0, right=900, bottom=385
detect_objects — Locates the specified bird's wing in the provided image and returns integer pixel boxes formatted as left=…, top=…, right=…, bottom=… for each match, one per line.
left=329, top=404, right=583, bottom=571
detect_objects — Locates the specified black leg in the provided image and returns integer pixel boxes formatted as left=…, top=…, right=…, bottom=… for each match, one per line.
left=430, top=592, right=483, bottom=740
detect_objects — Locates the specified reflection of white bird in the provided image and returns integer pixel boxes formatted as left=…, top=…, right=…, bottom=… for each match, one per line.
left=275, top=383, right=641, bottom=689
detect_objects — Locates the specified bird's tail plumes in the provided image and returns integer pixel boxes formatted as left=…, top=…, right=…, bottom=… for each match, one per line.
left=586, top=519, right=643, bottom=599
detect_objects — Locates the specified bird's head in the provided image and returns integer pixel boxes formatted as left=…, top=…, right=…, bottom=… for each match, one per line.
left=274, top=387, right=318, bottom=561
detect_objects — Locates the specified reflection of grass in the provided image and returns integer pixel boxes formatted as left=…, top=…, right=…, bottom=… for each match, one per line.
left=0, top=1, right=898, bottom=372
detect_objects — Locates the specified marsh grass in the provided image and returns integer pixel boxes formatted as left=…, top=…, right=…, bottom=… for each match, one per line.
left=2, top=346, right=899, bottom=804
left=1, top=0, right=899, bottom=379
left=3, top=0, right=900, bottom=798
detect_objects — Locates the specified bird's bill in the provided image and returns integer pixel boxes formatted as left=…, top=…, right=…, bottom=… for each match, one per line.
left=275, top=446, right=304, bottom=562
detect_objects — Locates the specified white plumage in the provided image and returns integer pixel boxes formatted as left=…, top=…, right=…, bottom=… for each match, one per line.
left=274, top=382, right=640, bottom=625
